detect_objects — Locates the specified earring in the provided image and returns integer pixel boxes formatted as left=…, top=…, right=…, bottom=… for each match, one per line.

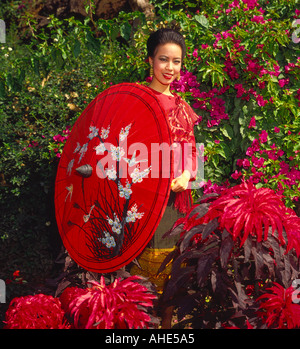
left=176, top=73, right=181, bottom=81
left=150, top=65, right=154, bottom=77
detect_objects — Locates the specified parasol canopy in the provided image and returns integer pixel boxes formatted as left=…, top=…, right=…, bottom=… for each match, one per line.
left=54, top=83, right=174, bottom=272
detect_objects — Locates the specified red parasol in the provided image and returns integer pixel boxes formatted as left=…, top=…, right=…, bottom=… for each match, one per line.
left=54, top=83, right=174, bottom=273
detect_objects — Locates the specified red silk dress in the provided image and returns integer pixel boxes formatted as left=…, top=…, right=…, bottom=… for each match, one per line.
left=130, top=86, right=199, bottom=292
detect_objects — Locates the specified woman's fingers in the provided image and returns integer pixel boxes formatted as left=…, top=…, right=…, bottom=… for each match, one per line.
left=171, top=176, right=189, bottom=192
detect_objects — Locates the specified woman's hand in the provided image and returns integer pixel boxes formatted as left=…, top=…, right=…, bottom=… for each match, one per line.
left=171, top=170, right=191, bottom=192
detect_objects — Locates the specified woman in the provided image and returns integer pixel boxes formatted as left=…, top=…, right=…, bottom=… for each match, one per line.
left=130, top=28, right=199, bottom=328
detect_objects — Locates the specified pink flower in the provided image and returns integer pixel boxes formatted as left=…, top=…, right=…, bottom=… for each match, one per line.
left=252, top=156, right=265, bottom=168
left=242, top=158, right=250, bottom=168
left=278, top=78, right=289, bottom=87
left=259, top=130, right=268, bottom=143
left=236, top=159, right=243, bottom=167
left=231, top=170, right=243, bottom=180
left=248, top=116, right=256, bottom=128
left=251, top=15, right=266, bottom=24
left=256, top=94, right=268, bottom=107
left=201, top=44, right=209, bottom=49
left=234, top=83, right=246, bottom=98
left=274, top=127, right=280, bottom=133
left=277, top=149, right=284, bottom=157
left=224, top=58, right=239, bottom=79
left=242, top=0, right=259, bottom=10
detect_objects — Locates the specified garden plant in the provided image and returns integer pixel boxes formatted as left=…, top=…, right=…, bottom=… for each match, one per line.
left=1, top=0, right=300, bottom=329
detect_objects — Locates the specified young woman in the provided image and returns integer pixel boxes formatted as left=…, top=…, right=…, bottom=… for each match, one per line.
left=130, top=28, right=199, bottom=328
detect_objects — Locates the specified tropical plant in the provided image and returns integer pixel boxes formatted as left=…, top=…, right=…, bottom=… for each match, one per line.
left=159, top=181, right=300, bottom=328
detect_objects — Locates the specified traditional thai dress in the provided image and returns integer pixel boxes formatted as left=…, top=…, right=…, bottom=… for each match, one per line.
left=130, top=87, right=199, bottom=292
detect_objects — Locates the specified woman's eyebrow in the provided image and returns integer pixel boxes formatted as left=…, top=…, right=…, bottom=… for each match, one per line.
left=158, top=55, right=181, bottom=60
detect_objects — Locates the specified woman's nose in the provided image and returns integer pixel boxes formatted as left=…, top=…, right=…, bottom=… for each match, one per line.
left=166, top=62, right=173, bottom=71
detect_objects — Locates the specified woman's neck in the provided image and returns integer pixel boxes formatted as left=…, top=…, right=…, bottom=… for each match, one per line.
left=148, top=80, right=173, bottom=96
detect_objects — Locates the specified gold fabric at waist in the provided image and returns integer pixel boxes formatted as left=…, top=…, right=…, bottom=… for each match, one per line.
left=130, top=247, right=175, bottom=293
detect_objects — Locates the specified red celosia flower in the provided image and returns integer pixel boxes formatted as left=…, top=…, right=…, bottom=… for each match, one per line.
left=4, top=294, right=69, bottom=329
left=12, top=270, right=20, bottom=279
left=257, top=283, right=300, bottom=329
left=60, top=276, right=156, bottom=329
left=203, top=181, right=286, bottom=246
left=282, top=207, right=300, bottom=257
left=59, top=286, right=87, bottom=312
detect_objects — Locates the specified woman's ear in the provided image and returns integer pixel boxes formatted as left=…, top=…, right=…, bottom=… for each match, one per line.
left=149, top=56, right=153, bottom=67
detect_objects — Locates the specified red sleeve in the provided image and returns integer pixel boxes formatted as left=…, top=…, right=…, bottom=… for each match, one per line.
left=182, top=102, right=199, bottom=182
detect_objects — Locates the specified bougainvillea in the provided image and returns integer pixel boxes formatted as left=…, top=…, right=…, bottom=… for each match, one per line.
left=4, top=294, right=70, bottom=329
left=60, top=276, right=156, bottom=329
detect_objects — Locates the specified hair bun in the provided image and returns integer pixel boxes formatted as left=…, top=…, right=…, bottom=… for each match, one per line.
left=146, top=26, right=186, bottom=59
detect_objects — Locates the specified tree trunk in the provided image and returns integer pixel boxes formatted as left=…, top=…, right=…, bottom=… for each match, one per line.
left=128, top=0, right=155, bottom=18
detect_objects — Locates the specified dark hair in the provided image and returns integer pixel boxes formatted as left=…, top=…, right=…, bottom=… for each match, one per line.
left=146, top=28, right=186, bottom=60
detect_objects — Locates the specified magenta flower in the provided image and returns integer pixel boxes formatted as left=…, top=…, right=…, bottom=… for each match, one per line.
left=259, top=130, right=268, bottom=143
left=251, top=15, right=266, bottom=24
left=248, top=116, right=256, bottom=128
left=278, top=78, right=289, bottom=87
left=231, top=170, right=243, bottom=180
left=192, top=49, right=198, bottom=58
left=256, top=94, right=268, bottom=107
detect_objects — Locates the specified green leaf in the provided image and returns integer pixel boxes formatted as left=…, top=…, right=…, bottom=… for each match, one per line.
left=110, top=24, right=119, bottom=41
left=120, top=22, right=131, bottom=41
left=0, top=79, right=6, bottom=98
left=221, top=124, right=234, bottom=140
left=194, top=14, right=209, bottom=29
left=86, top=31, right=100, bottom=54
left=73, top=39, right=81, bottom=58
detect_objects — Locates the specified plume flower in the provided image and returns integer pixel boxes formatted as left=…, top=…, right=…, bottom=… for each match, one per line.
left=60, top=276, right=156, bottom=329
left=203, top=181, right=287, bottom=246
left=4, top=294, right=69, bottom=329
left=257, top=283, right=300, bottom=329
left=282, top=207, right=300, bottom=257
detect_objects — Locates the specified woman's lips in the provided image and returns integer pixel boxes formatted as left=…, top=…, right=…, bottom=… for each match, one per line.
left=163, top=74, right=173, bottom=80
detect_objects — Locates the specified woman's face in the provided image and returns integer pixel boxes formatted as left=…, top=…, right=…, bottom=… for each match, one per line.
left=149, top=43, right=182, bottom=87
